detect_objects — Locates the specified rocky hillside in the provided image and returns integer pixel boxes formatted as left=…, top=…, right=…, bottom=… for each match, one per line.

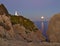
left=10, top=15, right=38, bottom=31
left=0, top=4, right=9, bottom=15
left=47, top=13, right=60, bottom=43
left=0, top=4, right=47, bottom=46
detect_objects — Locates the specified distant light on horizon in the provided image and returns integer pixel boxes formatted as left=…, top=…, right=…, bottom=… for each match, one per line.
left=41, top=16, right=44, bottom=19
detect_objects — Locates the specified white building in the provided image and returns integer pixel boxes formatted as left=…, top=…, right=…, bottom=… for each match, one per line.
left=15, top=11, right=19, bottom=16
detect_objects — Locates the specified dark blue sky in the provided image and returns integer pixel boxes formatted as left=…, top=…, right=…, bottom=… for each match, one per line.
left=0, top=0, right=60, bottom=21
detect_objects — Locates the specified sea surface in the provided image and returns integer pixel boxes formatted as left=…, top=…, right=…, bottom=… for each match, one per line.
left=34, top=21, right=48, bottom=37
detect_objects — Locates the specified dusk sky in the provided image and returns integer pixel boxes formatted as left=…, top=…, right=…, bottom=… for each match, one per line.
left=0, top=0, right=60, bottom=21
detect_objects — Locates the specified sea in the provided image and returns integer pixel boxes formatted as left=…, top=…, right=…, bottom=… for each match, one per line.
left=34, top=21, right=48, bottom=38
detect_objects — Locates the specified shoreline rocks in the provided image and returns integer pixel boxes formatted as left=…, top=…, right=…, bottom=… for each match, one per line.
left=47, top=13, right=60, bottom=42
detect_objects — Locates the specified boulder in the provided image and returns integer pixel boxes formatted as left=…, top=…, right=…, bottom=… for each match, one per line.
left=47, top=13, right=60, bottom=42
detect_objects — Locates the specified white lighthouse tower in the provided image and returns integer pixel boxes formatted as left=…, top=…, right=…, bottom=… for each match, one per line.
left=15, top=11, right=19, bottom=16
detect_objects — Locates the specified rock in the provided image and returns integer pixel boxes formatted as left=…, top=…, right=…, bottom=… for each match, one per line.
left=0, top=4, right=15, bottom=39
left=13, top=24, right=45, bottom=42
left=2, top=14, right=15, bottom=38
left=0, top=4, right=8, bottom=15
left=0, top=14, right=15, bottom=40
left=13, top=24, right=27, bottom=41
left=1, top=39, right=60, bottom=46
left=47, top=13, right=60, bottom=42
left=26, top=30, right=46, bottom=42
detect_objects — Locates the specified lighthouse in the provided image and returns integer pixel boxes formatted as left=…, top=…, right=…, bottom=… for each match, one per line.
left=15, top=11, right=19, bottom=16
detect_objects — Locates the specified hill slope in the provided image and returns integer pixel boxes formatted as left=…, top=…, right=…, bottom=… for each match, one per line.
left=0, top=4, right=45, bottom=41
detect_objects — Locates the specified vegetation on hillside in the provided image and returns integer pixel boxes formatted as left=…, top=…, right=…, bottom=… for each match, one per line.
left=0, top=4, right=38, bottom=31
left=10, top=15, right=38, bottom=31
